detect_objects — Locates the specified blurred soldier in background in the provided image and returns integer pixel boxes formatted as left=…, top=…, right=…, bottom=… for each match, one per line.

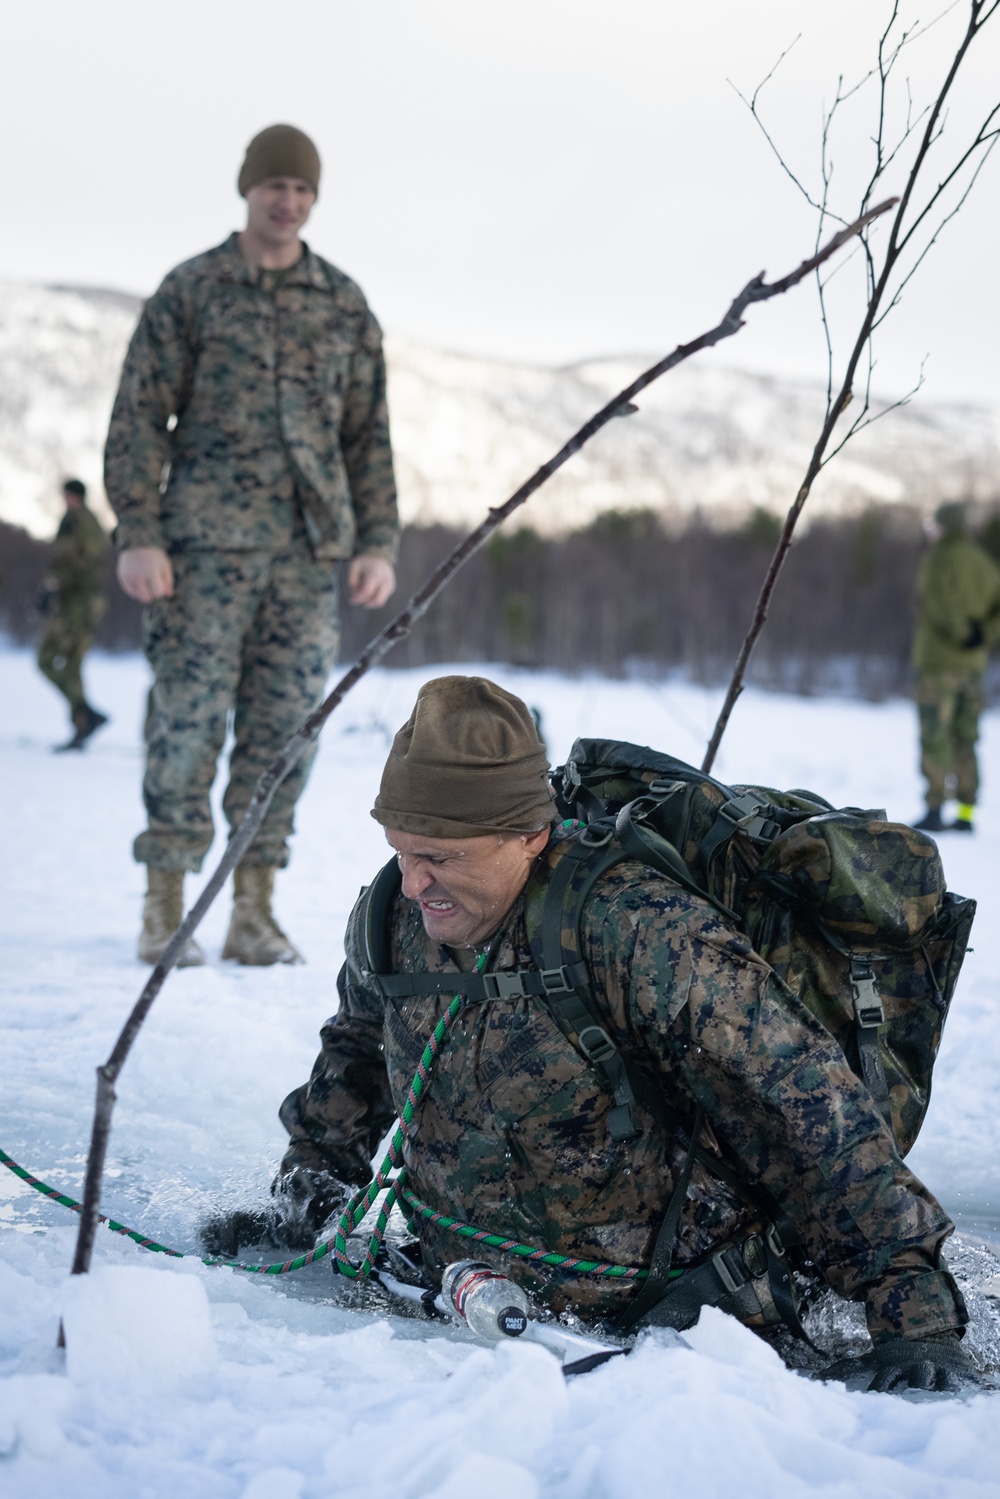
left=37, top=478, right=110, bottom=752
left=913, top=501, right=1000, bottom=833
left=105, top=124, right=399, bottom=968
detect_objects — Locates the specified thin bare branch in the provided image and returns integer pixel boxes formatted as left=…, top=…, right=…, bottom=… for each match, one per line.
left=702, top=0, right=1000, bottom=774
left=728, top=40, right=841, bottom=219
left=821, top=361, right=927, bottom=464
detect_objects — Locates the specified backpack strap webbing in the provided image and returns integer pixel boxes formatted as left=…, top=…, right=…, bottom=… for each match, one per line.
left=617, top=1104, right=704, bottom=1331
left=533, top=812, right=728, bottom=1142
left=535, top=824, right=644, bottom=1142
left=809, top=917, right=893, bottom=1131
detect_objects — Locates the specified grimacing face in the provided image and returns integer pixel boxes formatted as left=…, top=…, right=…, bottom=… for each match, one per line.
left=386, top=826, right=551, bottom=948
left=244, top=176, right=316, bottom=246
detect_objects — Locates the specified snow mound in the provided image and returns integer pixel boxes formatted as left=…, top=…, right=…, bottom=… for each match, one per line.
left=61, top=1264, right=217, bottom=1388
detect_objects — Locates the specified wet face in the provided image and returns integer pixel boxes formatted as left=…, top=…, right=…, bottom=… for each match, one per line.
left=244, top=176, right=316, bottom=247
left=386, top=826, right=551, bottom=948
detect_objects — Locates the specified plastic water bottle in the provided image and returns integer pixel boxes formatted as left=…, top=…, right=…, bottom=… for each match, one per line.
left=441, top=1260, right=530, bottom=1342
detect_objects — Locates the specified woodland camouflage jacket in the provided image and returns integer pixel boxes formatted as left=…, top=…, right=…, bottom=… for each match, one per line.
left=281, top=826, right=965, bottom=1338
left=49, top=504, right=108, bottom=598
left=914, top=532, right=1000, bottom=674
left=104, top=235, right=399, bottom=563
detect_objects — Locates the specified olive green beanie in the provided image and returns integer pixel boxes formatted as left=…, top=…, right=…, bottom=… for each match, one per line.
left=238, top=124, right=321, bottom=197
left=371, top=676, right=555, bottom=839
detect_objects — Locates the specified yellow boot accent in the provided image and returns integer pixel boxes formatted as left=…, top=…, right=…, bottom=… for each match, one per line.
left=955, top=802, right=975, bottom=831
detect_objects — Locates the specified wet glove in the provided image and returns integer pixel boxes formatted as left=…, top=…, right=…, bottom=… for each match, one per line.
left=199, top=1167, right=349, bottom=1259
left=822, top=1329, right=979, bottom=1394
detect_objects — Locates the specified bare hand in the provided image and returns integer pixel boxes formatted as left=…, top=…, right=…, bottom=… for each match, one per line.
left=347, top=555, right=395, bottom=609
left=117, top=547, right=174, bottom=603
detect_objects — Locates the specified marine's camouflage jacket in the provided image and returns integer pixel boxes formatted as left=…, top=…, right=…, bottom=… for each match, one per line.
left=104, top=234, right=399, bottom=563
left=281, top=827, right=965, bottom=1338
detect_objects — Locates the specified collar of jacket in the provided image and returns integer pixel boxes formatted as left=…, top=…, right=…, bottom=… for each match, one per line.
left=212, top=231, right=332, bottom=291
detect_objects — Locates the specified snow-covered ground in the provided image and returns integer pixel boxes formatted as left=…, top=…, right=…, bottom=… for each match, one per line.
left=2, top=645, right=1000, bottom=1497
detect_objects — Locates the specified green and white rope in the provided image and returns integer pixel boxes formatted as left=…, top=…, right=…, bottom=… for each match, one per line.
left=1, top=964, right=657, bottom=1283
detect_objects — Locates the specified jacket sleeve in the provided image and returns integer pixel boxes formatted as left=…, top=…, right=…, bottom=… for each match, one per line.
left=594, top=882, right=966, bottom=1342
left=278, top=913, right=396, bottom=1186
left=979, top=550, right=1000, bottom=650
left=103, top=275, right=196, bottom=552
left=340, top=309, right=400, bottom=564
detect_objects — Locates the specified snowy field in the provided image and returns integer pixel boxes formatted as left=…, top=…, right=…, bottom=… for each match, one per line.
left=3, top=644, right=1000, bottom=1497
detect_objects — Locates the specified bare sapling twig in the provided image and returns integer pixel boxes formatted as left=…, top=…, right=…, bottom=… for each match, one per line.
left=703, top=0, right=1000, bottom=773
left=67, top=203, right=894, bottom=1282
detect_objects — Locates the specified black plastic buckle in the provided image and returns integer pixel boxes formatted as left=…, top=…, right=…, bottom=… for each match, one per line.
left=851, top=963, right=885, bottom=1027
left=712, top=1246, right=752, bottom=1296
left=539, top=965, right=576, bottom=995
left=647, top=778, right=685, bottom=799
left=719, top=794, right=771, bottom=840
left=482, top=972, right=530, bottom=1001
left=579, top=820, right=615, bottom=848
left=577, top=1025, right=618, bottom=1064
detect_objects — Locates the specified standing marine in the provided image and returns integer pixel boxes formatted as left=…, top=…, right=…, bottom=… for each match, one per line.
left=37, top=478, right=110, bottom=752
left=104, top=124, right=399, bottom=968
left=204, top=675, right=979, bottom=1393
left=913, top=501, right=1000, bottom=833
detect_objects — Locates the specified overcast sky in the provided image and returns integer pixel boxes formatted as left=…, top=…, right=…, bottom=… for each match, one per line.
left=3, top=1, right=998, bottom=402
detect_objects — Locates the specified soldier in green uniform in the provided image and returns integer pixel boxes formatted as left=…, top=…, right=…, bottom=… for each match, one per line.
left=105, top=124, right=399, bottom=969
left=37, top=478, right=110, bottom=752
left=204, top=676, right=978, bottom=1393
left=913, top=502, right=1000, bottom=833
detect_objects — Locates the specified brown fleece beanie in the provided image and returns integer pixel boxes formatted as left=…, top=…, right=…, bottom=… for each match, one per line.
left=371, top=677, right=555, bottom=839
left=238, top=124, right=321, bottom=196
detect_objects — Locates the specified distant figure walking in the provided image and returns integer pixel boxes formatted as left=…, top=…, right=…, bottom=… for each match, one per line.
left=37, top=478, right=110, bottom=752
left=912, top=501, right=1000, bottom=833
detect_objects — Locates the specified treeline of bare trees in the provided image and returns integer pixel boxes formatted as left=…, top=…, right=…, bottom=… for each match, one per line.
left=3, top=506, right=1000, bottom=700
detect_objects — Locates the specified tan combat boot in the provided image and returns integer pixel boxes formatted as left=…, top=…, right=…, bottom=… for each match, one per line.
left=138, top=868, right=206, bottom=967
left=222, top=865, right=303, bottom=966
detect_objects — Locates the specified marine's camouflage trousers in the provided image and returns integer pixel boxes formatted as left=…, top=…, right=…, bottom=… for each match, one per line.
left=37, top=594, right=105, bottom=715
left=915, top=669, right=983, bottom=808
left=135, top=542, right=340, bottom=871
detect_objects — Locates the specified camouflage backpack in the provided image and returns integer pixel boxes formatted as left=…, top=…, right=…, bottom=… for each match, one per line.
left=544, top=738, right=975, bottom=1156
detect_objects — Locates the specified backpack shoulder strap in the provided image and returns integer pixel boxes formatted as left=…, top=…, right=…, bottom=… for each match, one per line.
left=531, top=815, right=713, bottom=1141
left=356, top=856, right=403, bottom=977
left=532, top=824, right=644, bottom=1142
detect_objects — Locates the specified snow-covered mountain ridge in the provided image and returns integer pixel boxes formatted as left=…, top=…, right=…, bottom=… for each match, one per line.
left=2, top=279, right=998, bottom=541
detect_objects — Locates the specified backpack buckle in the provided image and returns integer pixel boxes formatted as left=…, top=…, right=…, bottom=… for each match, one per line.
left=577, top=1025, right=618, bottom=1064
left=712, top=1246, right=752, bottom=1296
left=719, top=794, right=773, bottom=840
left=647, top=778, right=685, bottom=800
left=579, top=820, right=615, bottom=848
left=851, top=962, right=884, bottom=1027
left=539, top=965, right=576, bottom=995
left=481, top=971, right=531, bottom=1000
